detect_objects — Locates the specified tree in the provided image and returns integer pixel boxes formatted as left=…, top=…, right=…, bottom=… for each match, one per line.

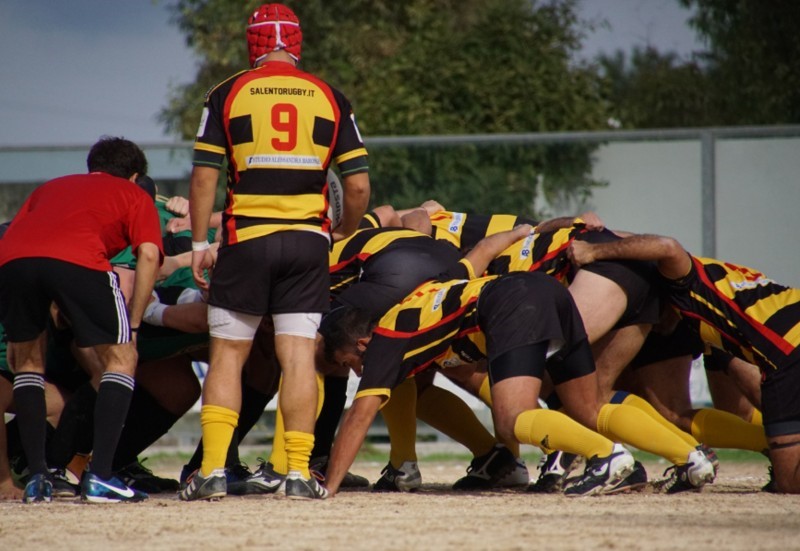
left=161, top=0, right=609, bottom=216
left=597, top=47, right=712, bottom=128
left=680, top=0, right=800, bottom=124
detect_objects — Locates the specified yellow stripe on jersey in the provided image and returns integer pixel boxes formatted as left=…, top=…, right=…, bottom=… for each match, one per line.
left=194, top=142, right=227, bottom=156
left=232, top=193, right=325, bottom=221
left=354, top=387, right=392, bottom=405
left=335, top=147, right=369, bottom=166
left=227, top=78, right=336, bottom=174
left=235, top=223, right=326, bottom=242
left=485, top=214, right=519, bottom=236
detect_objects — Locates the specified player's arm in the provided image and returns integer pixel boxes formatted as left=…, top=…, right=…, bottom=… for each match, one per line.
left=129, top=242, right=161, bottom=333
left=188, top=165, right=220, bottom=290
left=537, top=211, right=604, bottom=233
left=326, top=394, right=383, bottom=495
left=334, top=171, right=371, bottom=241
left=462, top=224, right=533, bottom=276
left=567, top=233, right=692, bottom=280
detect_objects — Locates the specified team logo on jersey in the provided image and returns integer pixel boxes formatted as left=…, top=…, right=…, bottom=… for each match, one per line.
left=728, top=276, right=775, bottom=291
left=518, top=232, right=536, bottom=259
left=196, top=108, right=209, bottom=138
left=448, top=212, right=466, bottom=234
left=431, top=288, right=446, bottom=311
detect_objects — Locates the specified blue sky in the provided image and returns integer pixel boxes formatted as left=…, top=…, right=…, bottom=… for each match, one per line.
left=0, top=0, right=701, bottom=147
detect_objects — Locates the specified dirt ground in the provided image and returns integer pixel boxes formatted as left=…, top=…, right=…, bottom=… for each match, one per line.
left=0, top=457, right=797, bottom=550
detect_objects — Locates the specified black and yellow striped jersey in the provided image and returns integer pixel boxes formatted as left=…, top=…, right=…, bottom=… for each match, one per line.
left=194, top=61, right=368, bottom=246
left=429, top=211, right=537, bottom=251
left=355, top=276, right=495, bottom=402
left=329, top=227, right=438, bottom=295
left=670, top=256, right=800, bottom=372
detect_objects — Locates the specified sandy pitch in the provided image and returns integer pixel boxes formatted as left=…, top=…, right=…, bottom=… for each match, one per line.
left=0, top=460, right=797, bottom=550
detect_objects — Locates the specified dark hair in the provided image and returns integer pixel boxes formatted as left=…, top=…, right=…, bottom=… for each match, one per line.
left=86, top=136, right=148, bottom=179
left=320, top=306, right=375, bottom=364
left=135, top=175, right=157, bottom=201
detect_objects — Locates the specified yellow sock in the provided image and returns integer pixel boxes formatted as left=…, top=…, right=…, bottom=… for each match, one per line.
left=478, top=375, right=493, bottom=407
left=200, top=404, right=239, bottom=477
left=622, top=393, right=698, bottom=447
left=514, top=409, right=613, bottom=459
left=285, top=431, right=315, bottom=478
left=750, top=408, right=763, bottom=426
left=417, top=385, right=498, bottom=457
left=597, top=403, right=693, bottom=465
left=270, top=373, right=325, bottom=476
left=381, top=377, right=418, bottom=467
left=691, top=408, right=768, bottom=453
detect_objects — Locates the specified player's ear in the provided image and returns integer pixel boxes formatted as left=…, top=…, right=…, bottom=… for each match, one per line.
left=356, top=336, right=371, bottom=352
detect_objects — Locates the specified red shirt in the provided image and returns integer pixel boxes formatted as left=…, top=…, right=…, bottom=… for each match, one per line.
left=0, top=172, right=164, bottom=271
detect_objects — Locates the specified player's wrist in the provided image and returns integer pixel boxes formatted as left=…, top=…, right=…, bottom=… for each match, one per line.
left=192, top=240, right=210, bottom=252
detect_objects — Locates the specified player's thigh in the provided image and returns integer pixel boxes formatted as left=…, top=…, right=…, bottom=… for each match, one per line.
left=568, top=269, right=627, bottom=343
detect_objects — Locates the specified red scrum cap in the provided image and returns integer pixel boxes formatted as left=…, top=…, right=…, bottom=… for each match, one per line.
left=247, top=3, right=302, bottom=67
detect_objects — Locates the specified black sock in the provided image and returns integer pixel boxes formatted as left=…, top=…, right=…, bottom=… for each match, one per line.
left=12, top=373, right=48, bottom=475
left=312, top=375, right=349, bottom=460
left=46, top=382, right=97, bottom=469
left=90, top=372, right=134, bottom=479
left=225, top=383, right=273, bottom=466
left=112, top=387, right=180, bottom=471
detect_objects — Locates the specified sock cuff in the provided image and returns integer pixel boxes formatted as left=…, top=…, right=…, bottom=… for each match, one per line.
left=284, top=430, right=315, bottom=447
left=100, top=371, right=135, bottom=391
left=513, top=409, right=540, bottom=444
left=13, top=372, right=45, bottom=390
left=597, top=403, right=617, bottom=434
left=201, top=404, right=240, bottom=427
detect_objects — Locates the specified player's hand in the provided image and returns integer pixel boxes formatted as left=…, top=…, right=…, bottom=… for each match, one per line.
left=191, top=249, right=214, bottom=291
left=166, top=216, right=192, bottom=234
left=420, top=199, right=445, bottom=215
left=566, top=240, right=596, bottom=268
left=165, top=196, right=190, bottom=217
left=512, top=223, right=534, bottom=240
left=577, top=211, right=604, bottom=231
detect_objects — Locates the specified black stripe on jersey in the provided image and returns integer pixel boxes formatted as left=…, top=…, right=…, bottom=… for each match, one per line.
left=229, top=115, right=253, bottom=145
left=488, top=256, right=510, bottom=276
left=233, top=215, right=324, bottom=229
left=452, top=333, right=485, bottom=362
left=702, top=263, right=728, bottom=284
left=313, top=117, right=335, bottom=147
left=193, top=149, right=225, bottom=168
left=461, top=214, right=492, bottom=251
left=765, top=302, right=800, bottom=339
left=235, top=169, right=324, bottom=196
left=395, top=308, right=421, bottom=333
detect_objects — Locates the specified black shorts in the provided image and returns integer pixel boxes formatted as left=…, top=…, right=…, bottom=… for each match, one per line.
left=575, top=230, right=662, bottom=328
left=478, top=272, right=587, bottom=366
left=335, top=240, right=464, bottom=319
left=762, top=361, right=800, bottom=437
left=0, top=258, right=130, bottom=347
left=209, top=232, right=330, bottom=315
left=629, top=318, right=704, bottom=370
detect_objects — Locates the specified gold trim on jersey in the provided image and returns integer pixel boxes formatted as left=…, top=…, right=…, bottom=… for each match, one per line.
left=354, top=387, right=392, bottom=405
left=232, top=193, right=325, bottom=220
left=194, top=142, right=226, bottom=156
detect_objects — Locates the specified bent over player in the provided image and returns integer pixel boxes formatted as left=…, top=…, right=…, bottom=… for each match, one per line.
left=569, top=233, right=800, bottom=493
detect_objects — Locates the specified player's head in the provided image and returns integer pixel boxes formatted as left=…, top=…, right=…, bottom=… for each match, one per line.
left=87, top=136, right=148, bottom=180
left=246, top=3, right=302, bottom=68
left=319, top=306, right=374, bottom=366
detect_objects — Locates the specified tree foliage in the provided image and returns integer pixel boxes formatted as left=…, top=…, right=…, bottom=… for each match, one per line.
left=680, top=0, right=800, bottom=124
left=161, top=1, right=612, bottom=216
left=599, top=0, right=800, bottom=128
